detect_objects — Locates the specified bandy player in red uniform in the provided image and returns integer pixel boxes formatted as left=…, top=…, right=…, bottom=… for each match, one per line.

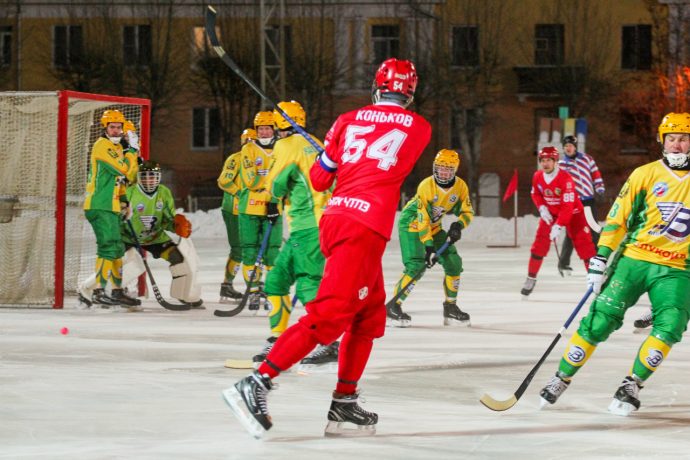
left=222, top=58, right=432, bottom=439
left=521, top=146, right=596, bottom=298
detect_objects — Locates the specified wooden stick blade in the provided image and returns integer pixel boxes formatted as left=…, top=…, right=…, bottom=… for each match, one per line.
left=479, top=393, right=518, bottom=411
left=224, top=359, right=254, bottom=369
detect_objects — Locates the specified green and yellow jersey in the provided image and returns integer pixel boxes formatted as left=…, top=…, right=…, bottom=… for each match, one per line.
left=600, top=160, right=690, bottom=270
left=267, top=133, right=330, bottom=233
left=84, top=137, right=138, bottom=213
left=398, top=176, right=474, bottom=245
left=238, top=142, right=274, bottom=216
left=218, top=150, right=242, bottom=216
left=121, top=184, right=176, bottom=246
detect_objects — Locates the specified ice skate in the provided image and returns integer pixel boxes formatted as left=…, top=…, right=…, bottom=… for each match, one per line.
left=110, top=288, right=143, bottom=311
left=252, top=336, right=277, bottom=366
left=222, top=370, right=274, bottom=439
left=608, top=376, right=643, bottom=416
left=77, top=292, right=93, bottom=308
left=219, top=282, right=243, bottom=302
left=247, top=290, right=267, bottom=313
left=443, top=301, right=470, bottom=326
left=521, top=276, right=537, bottom=299
left=324, top=391, right=377, bottom=437
left=386, top=302, right=411, bottom=328
left=182, top=299, right=205, bottom=310
left=91, top=288, right=120, bottom=308
left=558, top=264, right=573, bottom=277
left=634, top=311, right=653, bottom=330
left=298, top=341, right=339, bottom=373
left=539, top=372, right=571, bottom=408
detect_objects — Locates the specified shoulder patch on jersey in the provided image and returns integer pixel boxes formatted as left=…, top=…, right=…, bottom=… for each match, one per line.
left=228, top=159, right=235, bottom=169
left=618, top=181, right=630, bottom=198
left=136, top=203, right=145, bottom=212
left=449, top=194, right=457, bottom=203
left=156, top=200, right=164, bottom=210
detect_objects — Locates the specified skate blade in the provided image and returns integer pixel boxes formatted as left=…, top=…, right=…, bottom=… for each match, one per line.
left=324, top=421, right=376, bottom=438
left=125, top=305, right=144, bottom=313
left=608, top=398, right=637, bottom=416
left=386, top=317, right=411, bottom=328
left=221, top=387, right=268, bottom=439
left=538, top=396, right=553, bottom=409
left=443, top=318, right=471, bottom=327
left=296, top=362, right=337, bottom=375
left=521, top=294, right=530, bottom=301
left=219, top=297, right=240, bottom=304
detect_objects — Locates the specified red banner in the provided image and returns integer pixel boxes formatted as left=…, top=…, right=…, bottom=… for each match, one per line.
left=502, top=169, right=518, bottom=203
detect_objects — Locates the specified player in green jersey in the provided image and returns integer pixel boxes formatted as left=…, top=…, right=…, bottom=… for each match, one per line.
left=81, top=109, right=140, bottom=308
left=540, top=112, right=690, bottom=416
left=389, top=149, right=474, bottom=327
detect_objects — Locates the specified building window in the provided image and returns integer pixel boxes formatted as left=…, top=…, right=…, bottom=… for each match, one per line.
left=123, top=25, right=152, bottom=67
left=450, top=108, right=480, bottom=149
left=371, top=25, right=399, bottom=64
left=622, top=25, right=651, bottom=70
left=0, top=26, right=11, bottom=67
left=53, top=25, right=83, bottom=69
left=264, top=25, right=292, bottom=65
left=451, top=26, right=479, bottom=67
left=535, top=24, right=563, bottom=65
left=192, top=107, right=220, bottom=149
left=619, top=108, right=650, bottom=154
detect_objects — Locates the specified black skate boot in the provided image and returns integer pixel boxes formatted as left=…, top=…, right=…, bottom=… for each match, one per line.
left=324, top=391, right=378, bottom=437
left=252, top=336, right=278, bottom=365
left=539, top=372, right=571, bottom=407
left=219, top=282, right=243, bottom=302
left=557, top=264, right=573, bottom=277
left=222, top=370, right=274, bottom=439
left=386, top=302, right=411, bottom=328
left=608, top=375, right=643, bottom=416
left=634, top=311, right=653, bottom=329
left=78, top=292, right=93, bottom=308
left=182, top=299, right=205, bottom=310
left=247, top=290, right=267, bottom=312
left=298, top=341, right=339, bottom=373
left=110, top=288, right=142, bottom=310
left=443, top=301, right=470, bottom=326
left=91, top=288, right=120, bottom=307
left=521, top=276, right=537, bottom=298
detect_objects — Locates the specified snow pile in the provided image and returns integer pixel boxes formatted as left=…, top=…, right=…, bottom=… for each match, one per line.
left=184, top=207, right=543, bottom=245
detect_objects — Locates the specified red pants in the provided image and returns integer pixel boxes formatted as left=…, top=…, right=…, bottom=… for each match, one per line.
left=299, top=214, right=388, bottom=344
left=530, top=211, right=596, bottom=260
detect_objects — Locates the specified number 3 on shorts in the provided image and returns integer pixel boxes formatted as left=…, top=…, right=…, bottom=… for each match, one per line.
left=341, top=125, right=407, bottom=171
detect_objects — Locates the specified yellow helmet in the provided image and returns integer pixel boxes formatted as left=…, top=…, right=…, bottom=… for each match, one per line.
left=240, top=128, right=257, bottom=145
left=253, top=111, right=275, bottom=130
left=658, top=112, right=690, bottom=142
left=274, top=100, right=306, bottom=130
left=123, top=120, right=136, bottom=133
left=433, top=149, right=460, bottom=185
left=100, top=109, right=126, bottom=127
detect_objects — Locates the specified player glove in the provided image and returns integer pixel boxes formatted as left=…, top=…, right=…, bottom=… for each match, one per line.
left=549, top=224, right=563, bottom=241
left=539, top=205, right=553, bottom=225
left=424, top=245, right=438, bottom=269
left=586, top=255, right=608, bottom=294
left=174, top=214, right=192, bottom=238
left=266, top=202, right=280, bottom=225
left=447, top=221, right=463, bottom=244
left=127, top=130, right=139, bottom=151
left=119, top=202, right=132, bottom=221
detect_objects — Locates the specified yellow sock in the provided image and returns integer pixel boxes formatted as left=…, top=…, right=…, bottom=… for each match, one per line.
left=562, top=331, right=597, bottom=369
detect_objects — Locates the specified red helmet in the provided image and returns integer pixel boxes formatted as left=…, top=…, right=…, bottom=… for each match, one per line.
left=538, top=146, right=559, bottom=160
left=372, top=58, right=418, bottom=107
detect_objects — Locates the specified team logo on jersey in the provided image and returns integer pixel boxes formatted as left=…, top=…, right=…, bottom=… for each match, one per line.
left=617, top=181, right=630, bottom=198
left=255, top=157, right=263, bottom=167
left=649, top=202, right=690, bottom=242
left=652, top=181, right=669, bottom=197
left=554, top=187, right=562, bottom=196
left=544, top=189, right=553, bottom=196
left=431, top=206, right=445, bottom=222
left=139, top=215, right=157, bottom=232
left=228, top=159, right=236, bottom=169
left=136, top=203, right=145, bottom=212
left=156, top=200, right=163, bottom=210
left=645, top=349, right=664, bottom=368
left=567, top=345, right=586, bottom=363
left=433, top=194, right=438, bottom=202
left=358, top=286, right=368, bottom=300
left=449, top=194, right=457, bottom=203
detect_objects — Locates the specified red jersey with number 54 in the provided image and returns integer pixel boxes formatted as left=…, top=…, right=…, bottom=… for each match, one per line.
left=530, top=169, right=583, bottom=226
left=310, top=102, right=431, bottom=240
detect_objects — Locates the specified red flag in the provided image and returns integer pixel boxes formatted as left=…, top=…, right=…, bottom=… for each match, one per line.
left=502, top=169, right=518, bottom=203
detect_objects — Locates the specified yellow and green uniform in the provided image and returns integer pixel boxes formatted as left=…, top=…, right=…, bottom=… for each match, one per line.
left=238, top=141, right=282, bottom=288
left=393, top=176, right=474, bottom=304
left=263, top=133, right=330, bottom=336
left=558, top=160, right=690, bottom=382
left=218, top=151, right=243, bottom=283
left=83, top=136, right=138, bottom=288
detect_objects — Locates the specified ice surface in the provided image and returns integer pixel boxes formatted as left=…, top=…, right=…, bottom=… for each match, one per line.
left=2, top=214, right=688, bottom=459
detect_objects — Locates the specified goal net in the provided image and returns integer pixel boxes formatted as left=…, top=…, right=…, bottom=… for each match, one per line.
left=0, top=91, right=150, bottom=308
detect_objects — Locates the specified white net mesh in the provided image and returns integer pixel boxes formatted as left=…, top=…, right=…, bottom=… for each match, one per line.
left=0, top=92, right=146, bottom=307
